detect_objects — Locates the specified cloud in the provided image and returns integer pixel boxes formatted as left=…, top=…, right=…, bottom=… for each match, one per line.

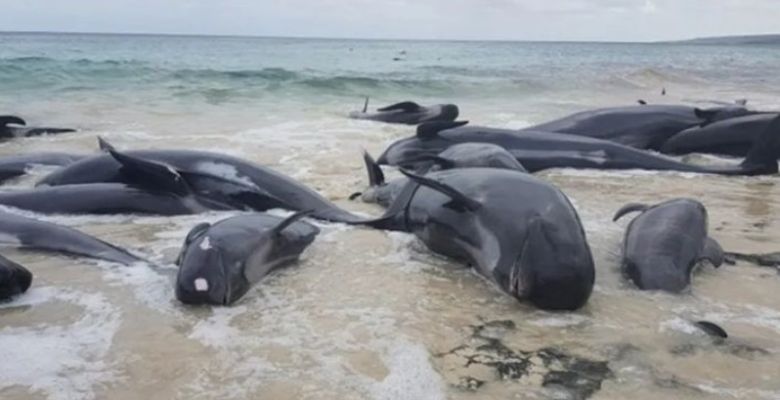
left=0, top=0, right=777, bottom=41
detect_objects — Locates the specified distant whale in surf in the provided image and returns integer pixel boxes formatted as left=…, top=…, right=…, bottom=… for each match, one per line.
left=613, top=199, right=724, bottom=292
left=661, top=113, right=780, bottom=157
left=0, top=153, right=85, bottom=184
left=356, top=143, right=527, bottom=208
left=176, top=211, right=319, bottom=305
left=38, top=139, right=365, bottom=223
left=377, top=118, right=780, bottom=176
left=0, top=116, right=76, bottom=139
left=349, top=98, right=459, bottom=125
left=524, top=104, right=755, bottom=150
left=0, top=254, right=33, bottom=300
left=0, top=210, right=143, bottom=265
left=359, top=168, right=595, bottom=310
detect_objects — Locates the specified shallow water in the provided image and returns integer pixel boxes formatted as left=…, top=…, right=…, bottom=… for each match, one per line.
left=1, top=33, right=779, bottom=400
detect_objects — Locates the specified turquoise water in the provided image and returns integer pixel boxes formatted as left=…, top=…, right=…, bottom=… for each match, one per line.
left=2, top=32, right=779, bottom=109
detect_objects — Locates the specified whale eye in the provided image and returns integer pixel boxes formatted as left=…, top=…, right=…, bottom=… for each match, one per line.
left=194, top=278, right=209, bottom=292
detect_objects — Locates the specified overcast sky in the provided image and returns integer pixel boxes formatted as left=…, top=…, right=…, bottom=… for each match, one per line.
left=0, top=0, right=778, bottom=42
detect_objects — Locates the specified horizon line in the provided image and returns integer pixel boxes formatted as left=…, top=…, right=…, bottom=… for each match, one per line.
left=0, top=29, right=726, bottom=44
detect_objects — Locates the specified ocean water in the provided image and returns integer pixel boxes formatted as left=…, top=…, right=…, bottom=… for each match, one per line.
left=0, top=32, right=779, bottom=400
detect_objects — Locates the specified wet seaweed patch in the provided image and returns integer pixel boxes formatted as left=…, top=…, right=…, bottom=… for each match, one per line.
left=435, top=320, right=612, bottom=399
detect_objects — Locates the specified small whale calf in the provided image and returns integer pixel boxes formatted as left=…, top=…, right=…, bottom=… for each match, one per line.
left=0, top=115, right=76, bottom=139
left=176, top=211, right=319, bottom=305
left=613, top=199, right=724, bottom=292
left=0, top=254, right=32, bottom=300
left=349, top=98, right=459, bottom=125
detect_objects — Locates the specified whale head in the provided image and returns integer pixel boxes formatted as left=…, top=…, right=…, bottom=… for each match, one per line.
left=0, top=255, right=33, bottom=300
left=511, top=217, right=595, bottom=311
left=175, top=224, right=252, bottom=306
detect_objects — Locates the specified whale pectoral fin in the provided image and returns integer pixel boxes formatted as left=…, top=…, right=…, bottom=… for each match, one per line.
left=637, top=99, right=647, bottom=105
left=362, top=97, right=369, bottom=113
left=701, top=237, right=725, bottom=268
left=417, top=120, right=469, bottom=141
left=735, top=99, right=748, bottom=106
left=399, top=169, right=480, bottom=211
left=362, top=150, right=385, bottom=186
left=271, top=210, right=314, bottom=236
left=0, top=116, right=26, bottom=127
left=108, top=149, right=192, bottom=196
left=98, top=136, right=117, bottom=152
left=377, top=101, right=422, bottom=113
left=612, top=203, right=648, bottom=222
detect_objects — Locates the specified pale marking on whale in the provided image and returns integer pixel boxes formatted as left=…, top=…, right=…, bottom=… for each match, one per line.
left=194, top=278, right=209, bottom=292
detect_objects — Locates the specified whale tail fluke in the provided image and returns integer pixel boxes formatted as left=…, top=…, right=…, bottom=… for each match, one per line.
left=740, top=114, right=780, bottom=175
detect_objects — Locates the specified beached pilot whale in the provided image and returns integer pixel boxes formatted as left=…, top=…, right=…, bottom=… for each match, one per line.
left=0, top=153, right=85, bottom=184
left=0, top=183, right=225, bottom=216
left=661, top=113, right=780, bottom=157
left=361, top=168, right=595, bottom=311
left=377, top=118, right=780, bottom=176
left=0, top=254, right=33, bottom=300
left=357, top=143, right=527, bottom=208
left=524, top=104, right=755, bottom=150
left=37, top=139, right=365, bottom=223
left=0, top=210, right=143, bottom=265
left=175, top=211, right=319, bottom=305
left=0, top=116, right=76, bottom=139
left=613, top=199, right=724, bottom=292
left=349, top=98, right=459, bottom=125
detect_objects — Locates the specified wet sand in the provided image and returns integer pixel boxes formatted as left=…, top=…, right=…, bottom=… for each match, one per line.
left=1, top=94, right=779, bottom=400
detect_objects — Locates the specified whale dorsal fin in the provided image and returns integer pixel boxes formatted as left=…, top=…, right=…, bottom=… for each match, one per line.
left=694, top=108, right=720, bottom=125
left=417, top=120, right=469, bottom=141
left=108, top=149, right=192, bottom=197
left=400, top=169, right=480, bottom=211
left=613, top=203, right=649, bottom=222
left=98, top=136, right=116, bottom=152
left=378, top=101, right=421, bottom=113
left=0, top=116, right=26, bottom=127
left=362, top=150, right=385, bottom=187
left=701, top=237, right=725, bottom=268
left=271, top=210, right=314, bottom=236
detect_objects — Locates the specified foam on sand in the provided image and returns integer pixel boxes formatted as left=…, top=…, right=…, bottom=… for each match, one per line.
left=0, top=287, right=121, bottom=400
